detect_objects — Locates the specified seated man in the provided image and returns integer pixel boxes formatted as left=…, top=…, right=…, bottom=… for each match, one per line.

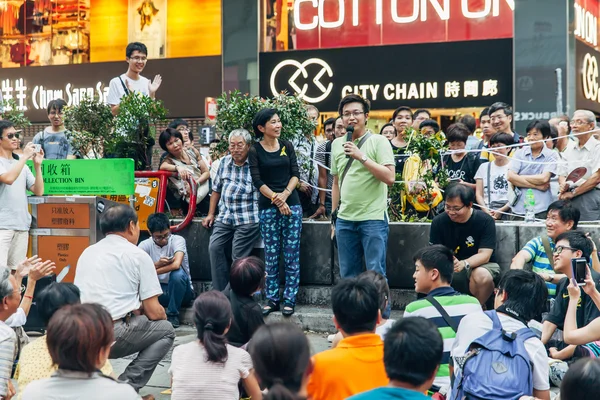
left=510, top=200, right=581, bottom=299
left=138, top=212, right=195, bottom=328
left=202, top=129, right=260, bottom=291
left=404, top=245, right=482, bottom=392
left=307, top=278, right=388, bottom=400
left=0, top=267, right=20, bottom=400
left=542, top=231, right=600, bottom=361
left=348, top=317, right=443, bottom=400
left=74, top=205, right=175, bottom=392
left=451, top=270, right=550, bottom=400
left=429, top=184, right=500, bottom=306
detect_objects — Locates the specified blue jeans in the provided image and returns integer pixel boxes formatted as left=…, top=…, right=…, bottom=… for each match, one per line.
left=159, top=268, right=195, bottom=317
left=335, top=217, right=391, bottom=317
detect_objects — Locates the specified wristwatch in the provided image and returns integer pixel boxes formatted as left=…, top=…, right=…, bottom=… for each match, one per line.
left=463, top=260, right=471, bottom=272
left=360, top=154, right=368, bottom=164
left=546, top=273, right=555, bottom=283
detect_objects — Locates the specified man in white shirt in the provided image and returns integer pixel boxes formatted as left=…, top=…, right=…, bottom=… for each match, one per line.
left=558, top=109, right=600, bottom=221
left=106, top=42, right=162, bottom=116
left=0, top=121, right=44, bottom=270
left=74, top=205, right=175, bottom=392
left=450, top=270, right=550, bottom=400
left=0, top=267, right=20, bottom=399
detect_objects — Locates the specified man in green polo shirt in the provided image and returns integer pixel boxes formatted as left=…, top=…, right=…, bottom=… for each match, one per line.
left=331, top=94, right=395, bottom=317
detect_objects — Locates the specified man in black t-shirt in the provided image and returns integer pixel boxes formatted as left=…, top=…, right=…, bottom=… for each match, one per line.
left=429, top=184, right=500, bottom=306
left=542, top=231, right=600, bottom=361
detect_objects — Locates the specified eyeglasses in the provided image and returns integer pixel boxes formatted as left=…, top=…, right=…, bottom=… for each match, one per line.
left=490, top=115, right=507, bottom=122
left=177, top=127, right=190, bottom=133
left=554, top=245, right=578, bottom=255
left=570, top=119, right=591, bottom=126
left=49, top=111, right=63, bottom=116
left=229, top=143, right=246, bottom=149
left=444, top=204, right=466, bottom=213
left=130, top=56, right=148, bottom=62
left=342, top=111, right=365, bottom=119
left=152, top=232, right=171, bottom=242
left=2, top=133, right=20, bottom=140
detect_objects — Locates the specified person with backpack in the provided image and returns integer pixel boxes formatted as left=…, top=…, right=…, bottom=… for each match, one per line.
left=450, top=270, right=550, bottom=400
left=510, top=201, right=581, bottom=300
left=404, top=245, right=482, bottom=394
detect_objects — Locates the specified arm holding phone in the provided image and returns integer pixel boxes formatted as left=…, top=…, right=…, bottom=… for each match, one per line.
left=564, top=267, right=600, bottom=345
left=155, top=252, right=184, bottom=275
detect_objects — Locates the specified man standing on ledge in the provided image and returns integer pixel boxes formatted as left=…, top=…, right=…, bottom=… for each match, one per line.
left=107, top=42, right=162, bottom=116
left=331, top=94, right=395, bottom=316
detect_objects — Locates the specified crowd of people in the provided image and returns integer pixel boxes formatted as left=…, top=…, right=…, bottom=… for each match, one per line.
left=4, top=39, right=600, bottom=399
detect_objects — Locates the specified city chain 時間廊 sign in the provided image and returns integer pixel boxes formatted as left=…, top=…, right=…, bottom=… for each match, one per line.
left=259, top=39, right=513, bottom=111
left=26, top=159, right=135, bottom=196
left=576, top=40, right=600, bottom=114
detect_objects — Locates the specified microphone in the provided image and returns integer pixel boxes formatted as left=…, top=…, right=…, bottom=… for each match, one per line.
left=345, top=126, right=354, bottom=158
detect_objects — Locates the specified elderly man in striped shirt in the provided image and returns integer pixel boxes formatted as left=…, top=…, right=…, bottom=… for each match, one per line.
left=203, top=129, right=260, bottom=291
left=404, top=245, right=482, bottom=395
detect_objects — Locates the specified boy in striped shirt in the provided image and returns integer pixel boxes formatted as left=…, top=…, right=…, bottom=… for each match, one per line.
left=404, top=245, right=482, bottom=393
left=510, top=200, right=581, bottom=298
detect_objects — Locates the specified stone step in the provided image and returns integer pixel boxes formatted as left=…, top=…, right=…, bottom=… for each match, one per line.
left=180, top=305, right=404, bottom=333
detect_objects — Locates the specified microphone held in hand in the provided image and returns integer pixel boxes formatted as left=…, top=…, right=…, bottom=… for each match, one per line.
left=345, top=126, right=354, bottom=158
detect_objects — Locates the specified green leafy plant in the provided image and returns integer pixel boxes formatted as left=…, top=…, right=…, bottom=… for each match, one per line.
left=0, top=99, right=31, bottom=130
left=64, top=97, right=115, bottom=159
left=215, top=90, right=315, bottom=154
left=112, top=92, right=168, bottom=170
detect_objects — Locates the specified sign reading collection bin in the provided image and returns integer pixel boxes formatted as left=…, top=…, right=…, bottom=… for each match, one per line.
left=26, top=159, right=135, bottom=195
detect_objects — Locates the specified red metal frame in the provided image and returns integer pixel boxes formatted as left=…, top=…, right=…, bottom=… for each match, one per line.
left=134, top=171, right=197, bottom=232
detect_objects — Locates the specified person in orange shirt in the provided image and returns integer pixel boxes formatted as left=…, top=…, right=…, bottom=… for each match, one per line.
left=307, top=277, right=388, bottom=400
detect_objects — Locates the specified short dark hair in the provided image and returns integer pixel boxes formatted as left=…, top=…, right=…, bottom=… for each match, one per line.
left=252, top=108, right=279, bottom=138
left=419, top=119, right=440, bottom=134
left=230, top=256, right=265, bottom=296
left=47, top=99, right=67, bottom=115
left=555, top=231, right=593, bottom=260
left=446, top=123, right=470, bottom=143
left=126, top=42, right=148, bottom=58
left=392, top=106, right=413, bottom=122
left=489, top=132, right=514, bottom=147
left=561, top=358, right=600, bottom=400
left=169, top=119, right=189, bottom=130
left=358, top=270, right=390, bottom=315
left=37, top=283, right=81, bottom=326
left=194, top=291, right=232, bottom=363
left=547, top=200, right=580, bottom=229
left=479, top=107, right=490, bottom=121
left=488, top=102, right=513, bottom=117
left=147, top=213, right=170, bottom=233
left=526, top=120, right=552, bottom=139
left=99, top=205, right=138, bottom=235
left=414, top=109, right=431, bottom=119
left=0, top=120, right=14, bottom=138
left=249, top=322, right=311, bottom=398
left=338, top=94, right=370, bottom=116
left=324, top=117, right=337, bottom=131
left=383, top=318, right=443, bottom=386
left=47, top=303, right=114, bottom=373
left=379, top=122, right=397, bottom=137
left=158, top=128, right=184, bottom=151
left=332, top=277, right=379, bottom=334
left=445, top=184, right=475, bottom=206
left=497, top=270, right=548, bottom=321
left=413, top=245, right=454, bottom=283
left=459, top=115, right=477, bottom=134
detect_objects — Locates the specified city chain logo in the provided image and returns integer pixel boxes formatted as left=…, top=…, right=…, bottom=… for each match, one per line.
left=583, top=53, right=599, bottom=102
left=269, top=58, right=333, bottom=103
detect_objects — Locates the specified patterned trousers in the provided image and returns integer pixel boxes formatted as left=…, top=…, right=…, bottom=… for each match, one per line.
left=259, top=205, right=302, bottom=306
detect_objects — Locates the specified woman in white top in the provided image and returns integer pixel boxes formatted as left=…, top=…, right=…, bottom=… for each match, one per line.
left=169, top=291, right=262, bottom=400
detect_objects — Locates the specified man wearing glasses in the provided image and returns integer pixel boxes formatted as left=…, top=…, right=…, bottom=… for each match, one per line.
left=0, top=120, right=44, bottom=270
left=138, top=212, right=194, bottom=328
left=429, top=184, right=500, bottom=306
left=32, top=99, right=76, bottom=160
left=558, top=109, right=600, bottom=221
left=488, top=102, right=523, bottom=144
left=106, top=42, right=162, bottom=116
left=330, top=94, right=395, bottom=316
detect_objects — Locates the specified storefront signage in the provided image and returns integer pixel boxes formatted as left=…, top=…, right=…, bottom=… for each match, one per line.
left=576, top=40, right=600, bottom=113
left=260, top=39, right=512, bottom=110
left=575, top=2, right=599, bottom=47
left=288, top=0, right=513, bottom=50
left=0, top=56, right=221, bottom=122
left=26, top=159, right=135, bottom=196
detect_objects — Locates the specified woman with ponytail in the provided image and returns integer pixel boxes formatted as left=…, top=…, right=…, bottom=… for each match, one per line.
left=169, top=291, right=262, bottom=400
left=249, top=322, right=312, bottom=400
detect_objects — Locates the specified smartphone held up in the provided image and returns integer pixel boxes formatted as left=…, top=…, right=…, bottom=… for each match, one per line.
left=571, top=257, right=587, bottom=286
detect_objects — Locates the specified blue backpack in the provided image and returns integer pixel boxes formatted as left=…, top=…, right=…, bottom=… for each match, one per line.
left=451, top=310, right=536, bottom=400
